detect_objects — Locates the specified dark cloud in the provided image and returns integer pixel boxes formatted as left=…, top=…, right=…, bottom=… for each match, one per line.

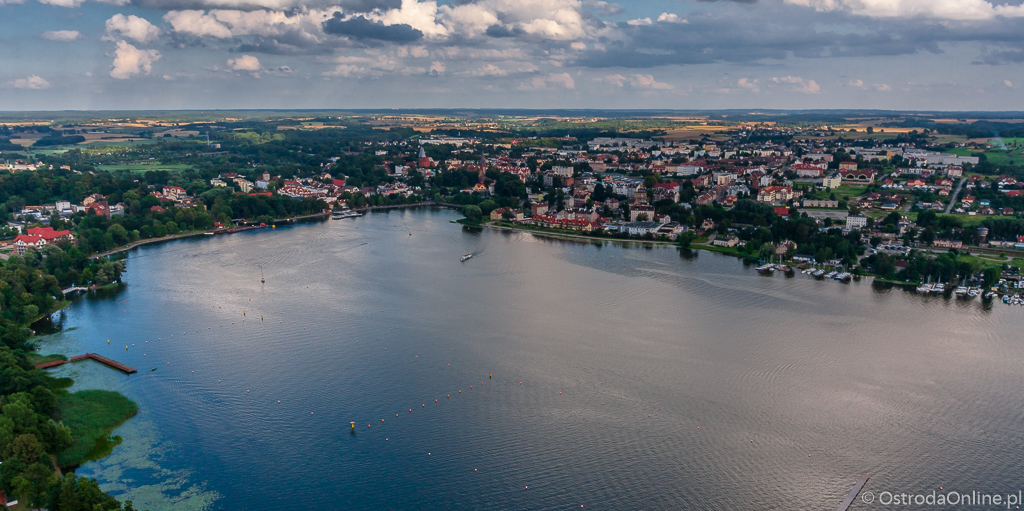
left=974, top=49, right=1024, bottom=65
left=485, top=24, right=524, bottom=38
left=574, top=6, right=1024, bottom=68
left=322, top=13, right=423, bottom=42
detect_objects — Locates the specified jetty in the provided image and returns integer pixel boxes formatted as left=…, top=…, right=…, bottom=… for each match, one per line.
left=35, top=353, right=137, bottom=374
left=836, top=476, right=870, bottom=511
left=61, top=286, right=89, bottom=295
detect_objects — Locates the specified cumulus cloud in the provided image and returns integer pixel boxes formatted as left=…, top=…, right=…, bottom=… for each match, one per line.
left=517, top=72, right=575, bottom=90
left=737, top=77, right=760, bottom=92
left=627, top=18, right=652, bottom=26
left=460, top=61, right=538, bottom=76
left=1006, top=80, right=1014, bottom=87
left=784, top=0, right=1024, bottom=20
left=42, top=30, right=81, bottom=41
left=227, top=54, right=261, bottom=72
left=657, top=13, right=687, bottom=23
left=110, top=40, right=161, bottom=79
left=848, top=78, right=865, bottom=88
left=164, top=10, right=234, bottom=38
left=6, top=75, right=51, bottom=89
left=104, top=14, right=161, bottom=43
left=771, top=75, right=820, bottom=93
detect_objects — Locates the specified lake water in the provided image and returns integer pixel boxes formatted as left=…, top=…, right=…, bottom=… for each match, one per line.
left=41, top=207, right=1024, bottom=510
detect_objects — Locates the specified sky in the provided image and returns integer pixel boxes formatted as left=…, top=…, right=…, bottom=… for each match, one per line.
left=1, top=0, right=1023, bottom=111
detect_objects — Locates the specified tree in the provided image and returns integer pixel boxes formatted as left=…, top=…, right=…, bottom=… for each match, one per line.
left=462, top=205, right=482, bottom=221
left=920, top=227, right=936, bottom=246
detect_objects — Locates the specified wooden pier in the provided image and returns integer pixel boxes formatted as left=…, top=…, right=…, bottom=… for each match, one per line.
left=837, top=476, right=870, bottom=511
left=35, top=353, right=137, bottom=374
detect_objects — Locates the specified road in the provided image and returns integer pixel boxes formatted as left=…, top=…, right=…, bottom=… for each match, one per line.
left=944, top=177, right=967, bottom=214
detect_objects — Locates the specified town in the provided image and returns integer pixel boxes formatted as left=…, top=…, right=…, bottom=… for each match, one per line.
left=4, top=113, right=1024, bottom=303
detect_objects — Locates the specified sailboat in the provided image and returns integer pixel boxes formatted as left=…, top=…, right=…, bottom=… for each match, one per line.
left=260, top=264, right=265, bottom=284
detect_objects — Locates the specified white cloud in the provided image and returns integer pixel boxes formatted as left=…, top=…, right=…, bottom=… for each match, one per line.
left=518, top=72, right=575, bottom=90
left=784, top=0, right=1024, bottom=20
left=1005, top=80, right=1013, bottom=87
left=630, top=73, right=671, bottom=90
left=772, top=75, right=821, bottom=93
left=656, top=12, right=687, bottom=23
left=110, top=40, right=161, bottom=80
left=874, top=82, right=892, bottom=91
left=738, top=77, right=760, bottom=92
left=164, top=10, right=233, bottom=38
left=104, top=14, right=161, bottom=43
left=6, top=75, right=51, bottom=89
left=375, top=0, right=449, bottom=39
left=429, top=61, right=446, bottom=74
left=600, top=73, right=671, bottom=90
left=848, top=79, right=865, bottom=88
left=42, top=30, right=81, bottom=41
left=227, top=55, right=261, bottom=73
left=460, top=62, right=539, bottom=77
left=627, top=17, right=652, bottom=26
left=34, top=0, right=83, bottom=8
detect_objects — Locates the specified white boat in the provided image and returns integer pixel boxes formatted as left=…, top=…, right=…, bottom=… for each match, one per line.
left=813, top=269, right=825, bottom=277
left=955, top=286, right=968, bottom=296
left=824, top=271, right=837, bottom=278
left=460, top=253, right=472, bottom=262
left=334, top=210, right=363, bottom=219
left=931, top=283, right=945, bottom=293
left=917, top=283, right=933, bottom=293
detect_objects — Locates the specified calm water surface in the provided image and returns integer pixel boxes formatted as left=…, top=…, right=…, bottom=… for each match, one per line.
left=40, top=208, right=1024, bottom=510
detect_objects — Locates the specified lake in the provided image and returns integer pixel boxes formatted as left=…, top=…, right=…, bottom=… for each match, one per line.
left=42, top=207, right=1024, bottom=510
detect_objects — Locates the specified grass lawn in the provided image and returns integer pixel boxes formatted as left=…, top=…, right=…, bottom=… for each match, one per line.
left=833, top=184, right=868, bottom=200
left=56, top=389, right=138, bottom=467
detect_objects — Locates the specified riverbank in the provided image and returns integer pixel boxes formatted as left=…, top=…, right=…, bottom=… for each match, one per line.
left=487, top=221, right=678, bottom=246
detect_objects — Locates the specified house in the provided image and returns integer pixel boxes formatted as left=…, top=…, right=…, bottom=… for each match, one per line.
left=490, top=208, right=524, bottom=221
left=933, top=239, right=963, bottom=249
left=846, top=215, right=868, bottom=230
left=531, top=203, right=549, bottom=217
left=712, top=234, right=740, bottom=247
left=26, top=226, right=75, bottom=245
left=13, top=234, right=46, bottom=254
left=756, top=186, right=793, bottom=204
left=162, top=186, right=187, bottom=200
left=839, top=161, right=858, bottom=172
left=775, top=240, right=798, bottom=255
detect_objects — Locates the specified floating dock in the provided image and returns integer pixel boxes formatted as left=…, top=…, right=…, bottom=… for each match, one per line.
left=837, top=476, right=870, bottom=511
left=35, top=353, right=137, bottom=374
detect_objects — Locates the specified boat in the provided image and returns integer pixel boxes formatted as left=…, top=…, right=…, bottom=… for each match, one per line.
left=460, top=253, right=473, bottom=262
left=955, top=286, right=968, bottom=296
left=916, top=283, right=933, bottom=293
left=813, top=269, right=825, bottom=277
left=824, top=271, right=837, bottom=278
left=756, top=264, right=775, bottom=273
left=333, top=209, right=362, bottom=219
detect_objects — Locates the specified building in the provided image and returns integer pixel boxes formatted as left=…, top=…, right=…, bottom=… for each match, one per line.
left=621, top=221, right=662, bottom=236
left=839, top=161, right=858, bottom=172
left=846, top=215, right=868, bottom=230
left=933, top=239, right=963, bottom=249
left=823, top=174, right=842, bottom=189
left=26, top=226, right=75, bottom=245
left=630, top=205, right=656, bottom=222
left=13, top=234, right=45, bottom=254
left=712, top=235, right=740, bottom=247
left=802, top=199, right=839, bottom=208
left=842, top=168, right=877, bottom=184
left=756, top=186, right=793, bottom=204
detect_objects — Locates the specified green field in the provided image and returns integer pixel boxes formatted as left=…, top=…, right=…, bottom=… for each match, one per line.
left=56, top=389, right=139, bottom=467
left=95, top=162, right=191, bottom=173
left=950, top=143, right=1024, bottom=166
left=833, top=184, right=869, bottom=200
